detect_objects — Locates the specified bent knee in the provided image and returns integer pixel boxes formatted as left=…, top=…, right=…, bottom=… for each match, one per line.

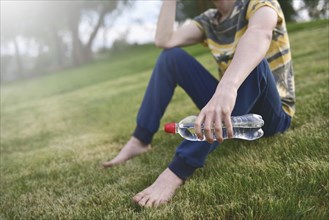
left=159, top=48, right=188, bottom=62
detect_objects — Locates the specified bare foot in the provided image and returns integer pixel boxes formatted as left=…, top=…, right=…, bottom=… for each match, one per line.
left=133, top=168, right=183, bottom=207
left=102, top=136, right=151, bottom=168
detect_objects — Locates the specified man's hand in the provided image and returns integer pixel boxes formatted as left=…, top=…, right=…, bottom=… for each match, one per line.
left=194, top=84, right=237, bottom=143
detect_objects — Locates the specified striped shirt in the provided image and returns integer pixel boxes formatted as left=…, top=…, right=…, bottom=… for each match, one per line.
left=193, top=0, right=295, bottom=116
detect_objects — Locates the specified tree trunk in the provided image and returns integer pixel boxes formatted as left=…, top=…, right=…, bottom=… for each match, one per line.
left=51, top=26, right=65, bottom=68
left=81, top=6, right=107, bottom=63
left=13, top=37, right=24, bottom=78
left=68, top=6, right=106, bottom=66
left=68, top=8, right=84, bottom=66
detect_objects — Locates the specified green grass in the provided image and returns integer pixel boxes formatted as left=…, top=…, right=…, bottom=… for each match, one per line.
left=1, top=20, right=328, bottom=219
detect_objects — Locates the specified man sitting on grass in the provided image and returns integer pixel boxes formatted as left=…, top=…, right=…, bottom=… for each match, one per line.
left=103, top=0, right=295, bottom=207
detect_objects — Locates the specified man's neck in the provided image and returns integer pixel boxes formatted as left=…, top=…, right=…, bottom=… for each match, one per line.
left=217, top=0, right=236, bottom=22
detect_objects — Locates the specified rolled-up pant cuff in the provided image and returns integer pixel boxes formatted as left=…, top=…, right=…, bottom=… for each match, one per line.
left=168, top=155, right=197, bottom=180
left=133, top=125, right=153, bottom=145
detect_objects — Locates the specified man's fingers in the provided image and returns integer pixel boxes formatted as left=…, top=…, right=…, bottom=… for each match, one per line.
left=214, top=115, right=223, bottom=143
left=194, top=114, right=204, bottom=140
left=203, top=116, right=214, bottom=143
left=224, top=114, right=233, bottom=139
left=196, top=107, right=233, bottom=143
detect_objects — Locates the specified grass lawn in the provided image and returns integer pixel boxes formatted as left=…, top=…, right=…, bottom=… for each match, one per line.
left=1, top=19, right=328, bottom=219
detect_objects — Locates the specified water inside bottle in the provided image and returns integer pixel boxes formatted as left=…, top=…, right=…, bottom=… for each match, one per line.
left=179, top=114, right=264, bottom=129
left=174, top=114, right=264, bottom=141
left=177, top=124, right=264, bottom=141
left=231, top=114, right=264, bottom=128
left=177, top=122, right=198, bottom=141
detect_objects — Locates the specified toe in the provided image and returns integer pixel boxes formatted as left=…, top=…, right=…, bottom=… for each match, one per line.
left=144, top=197, right=156, bottom=208
left=132, top=192, right=146, bottom=203
left=154, top=200, right=162, bottom=207
left=137, top=195, right=150, bottom=207
left=102, top=161, right=113, bottom=168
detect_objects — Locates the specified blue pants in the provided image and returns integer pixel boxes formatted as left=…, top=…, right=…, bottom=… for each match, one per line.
left=133, top=48, right=291, bottom=180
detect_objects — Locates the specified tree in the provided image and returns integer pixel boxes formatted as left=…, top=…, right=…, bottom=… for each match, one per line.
left=1, top=1, right=37, bottom=78
left=1, top=0, right=131, bottom=81
left=302, top=0, right=328, bottom=19
left=39, top=1, right=130, bottom=66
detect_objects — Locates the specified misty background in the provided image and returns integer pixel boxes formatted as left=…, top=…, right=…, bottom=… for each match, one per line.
left=1, top=0, right=328, bottom=82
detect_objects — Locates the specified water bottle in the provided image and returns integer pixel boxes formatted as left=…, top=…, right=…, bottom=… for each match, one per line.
left=164, top=114, right=264, bottom=141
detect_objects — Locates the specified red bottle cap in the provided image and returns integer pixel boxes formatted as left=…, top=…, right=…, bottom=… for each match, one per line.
left=164, top=123, right=176, bottom=134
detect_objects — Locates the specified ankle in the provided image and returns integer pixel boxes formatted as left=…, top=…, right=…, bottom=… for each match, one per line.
left=130, top=136, right=150, bottom=148
left=162, top=168, right=184, bottom=186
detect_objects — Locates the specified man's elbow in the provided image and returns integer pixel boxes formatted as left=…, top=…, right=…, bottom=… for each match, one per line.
left=154, top=39, right=171, bottom=49
left=154, top=41, right=167, bottom=49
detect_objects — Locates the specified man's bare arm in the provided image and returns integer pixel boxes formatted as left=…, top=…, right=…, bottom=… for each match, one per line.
left=195, top=6, right=278, bottom=143
left=154, top=0, right=204, bottom=49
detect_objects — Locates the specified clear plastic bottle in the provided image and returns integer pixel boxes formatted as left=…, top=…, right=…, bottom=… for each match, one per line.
left=164, top=114, right=264, bottom=141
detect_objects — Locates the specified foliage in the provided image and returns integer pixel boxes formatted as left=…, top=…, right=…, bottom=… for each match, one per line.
left=0, top=20, right=328, bottom=219
left=302, top=0, right=328, bottom=19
